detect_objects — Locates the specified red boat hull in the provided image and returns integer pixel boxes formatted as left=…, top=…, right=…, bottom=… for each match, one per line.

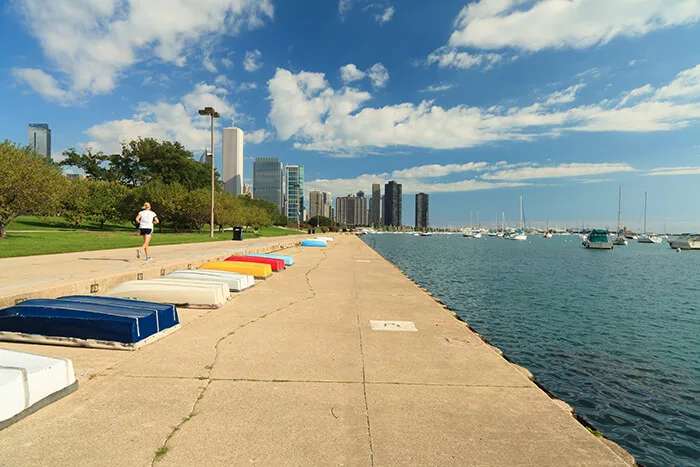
left=224, top=255, right=285, bottom=272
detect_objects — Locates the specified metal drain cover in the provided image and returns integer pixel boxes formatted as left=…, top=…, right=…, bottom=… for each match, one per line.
left=369, top=320, right=417, bottom=332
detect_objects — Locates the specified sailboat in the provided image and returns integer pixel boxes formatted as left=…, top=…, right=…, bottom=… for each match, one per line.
left=508, top=196, right=527, bottom=240
left=613, top=185, right=628, bottom=245
left=543, top=221, right=552, bottom=238
left=638, top=191, right=661, bottom=244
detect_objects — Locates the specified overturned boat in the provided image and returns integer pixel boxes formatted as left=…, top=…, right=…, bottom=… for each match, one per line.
left=301, top=239, right=327, bottom=247
left=225, top=255, right=285, bottom=272
left=0, top=295, right=180, bottom=349
left=106, top=279, right=230, bottom=308
left=247, top=253, right=294, bottom=266
left=315, top=236, right=334, bottom=242
left=166, top=269, right=254, bottom=292
left=1, top=349, right=78, bottom=430
left=199, top=261, right=272, bottom=279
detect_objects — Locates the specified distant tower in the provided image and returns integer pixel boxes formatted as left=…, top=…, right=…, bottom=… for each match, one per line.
left=253, top=157, right=284, bottom=213
left=383, top=181, right=402, bottom=227
left=371, top=183, right=381, bottom=225
left=28, top=123, right=51, bottom=159
left=222, top=127, right=243, bottom=195
left=309, top=190, right=324, bottom=219
left=415, top=193, right=429, bottom=230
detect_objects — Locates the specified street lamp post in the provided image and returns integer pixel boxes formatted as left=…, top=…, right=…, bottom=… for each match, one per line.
left=198, top=106, right=220, bottom=239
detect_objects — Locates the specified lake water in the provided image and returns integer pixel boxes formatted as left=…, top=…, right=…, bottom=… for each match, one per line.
left=364, top=233, right=700, bottom=467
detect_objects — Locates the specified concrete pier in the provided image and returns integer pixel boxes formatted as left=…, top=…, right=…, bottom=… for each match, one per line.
left=0, top=235, right=635, bottom=466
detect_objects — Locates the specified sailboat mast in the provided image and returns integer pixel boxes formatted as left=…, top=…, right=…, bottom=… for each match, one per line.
left=644, top=191, right=648, bottom=234
left=519, top=196, right=523, bottom=230
left=617, top=185, right=622, bottom=232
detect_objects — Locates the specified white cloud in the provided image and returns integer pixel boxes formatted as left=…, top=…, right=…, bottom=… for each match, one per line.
left=11, top=68, right=71, bottom=104
left=367, top=63, right=389, bottom=88
left=448, top=0, right=700, bottom=52
left=243, top=49, right=263, bottom=72
left=618, top=84, right=655, bottom=107
left=645, top=166, right=700, bottom=176
left=426, top=47, right=502, bottom=70
left=12, top=0, right=273, bottom=101
left=340, top=64, right=366, bottom=84
left=338, top=0, right=352, bottom=19
left=215, top=75, right=235, bottom=87
left=420, top=83, right=455, bottom=93
left=391, top=162, right=489, bottom=179
left=203, top=55, right=218, bottom=73
left=376, top=6, right=394, bottom=24
left=238, top=82, right=257, bottom=91
left=84, top=82, right=235, bottom=154
left=267, top=64, right=700, bottom=154
left=481, top=163, right=636, bottom=180
left=221, top=57, right=233, bottom=69
left=245, top=129, right=272, bottom=143
left=543, top=84, right=585, bottom=106
left=214, top=75, right=257, bottom=91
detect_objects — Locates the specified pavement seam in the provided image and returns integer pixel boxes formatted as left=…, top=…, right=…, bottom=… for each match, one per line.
left=354, top=256, right=375, bottom=467
left=150, top=249, right=330, bottom=462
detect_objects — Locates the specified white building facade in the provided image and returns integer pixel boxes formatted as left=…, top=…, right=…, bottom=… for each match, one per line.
left=222, top=127, right=243, bottom=196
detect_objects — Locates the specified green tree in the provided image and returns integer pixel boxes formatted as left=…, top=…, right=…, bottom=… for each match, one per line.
left=61, top=178, right=91, bottom=227
left=215, top=192, right=244, bottom=231
left=89, top=181, right=128, bottom=229
left=246, top=206, right=271, bottom=234
left=309, top=216, right=334, bottom=228
left=184, top=188, right=211, bottom=232
left=59, top=148, right=111, bottom=180
left=0, top=140, right=66, bottom=238
left=139, top=181, right=188, bottom=232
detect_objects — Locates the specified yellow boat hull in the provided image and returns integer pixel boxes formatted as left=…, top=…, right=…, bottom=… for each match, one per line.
left=199, top=261, right=272, bottom=279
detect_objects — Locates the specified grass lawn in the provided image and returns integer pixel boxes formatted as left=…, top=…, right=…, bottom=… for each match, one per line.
left=0, top=225, right=302, bottom=258
left=8, top=216, right=134, bottom=231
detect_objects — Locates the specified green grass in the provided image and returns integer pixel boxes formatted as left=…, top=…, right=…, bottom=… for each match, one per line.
left=0, top=225, right=301, bottom=258
left=8, top=216, right=134, bottom=231
left=154, top=446, right=168, bottom=459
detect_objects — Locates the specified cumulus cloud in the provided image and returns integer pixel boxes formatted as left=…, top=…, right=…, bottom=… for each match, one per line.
left=214, top=75, right=257, bottom=91
left=340, top=64, right=366, bottom=84
left=11, top=68, right=71, bottom=104
left=203, top=55, right=218, bottom=73
left=12, top=0, right=274, bottom=102
left=367, top=63, right=389, bottom=88
left=245, top=129, right=272, bottom=143
left=84, top=82, right=235, bottom=154
left=420, top=83, right=455, bottom=93
left=426, top=47, right=502, bottom=70
left=376, top=6, right=394, bottom=24
left=448, top=0, right=700, bottom=52
left=267, top=64, right=700, bottom=155
left=243, top=49, right=263, bottom=72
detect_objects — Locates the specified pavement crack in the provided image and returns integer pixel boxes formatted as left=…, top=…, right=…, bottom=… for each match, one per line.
left=353, top=265, right=375, bottom=467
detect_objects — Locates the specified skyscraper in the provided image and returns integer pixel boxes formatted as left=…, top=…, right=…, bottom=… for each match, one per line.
left=356, top=191, right=368, bottom=226
left=28, top=123, right=51, bottom=159
left=335, top=194, right=368, bottom=226
left=222, top=127, right=243, bottom=195
left=253, top=158, right=284, bottom=213
left=285, top=165, right=304, bottom=223
left=383, top=181, right=402, bottom=227
left=322, top=191, right=332, bottom=217
left=309, top=190, right=324, bottom=219
left=371, top=183, right=381, bottom=225
left=415, top=193, right=429, bottom=230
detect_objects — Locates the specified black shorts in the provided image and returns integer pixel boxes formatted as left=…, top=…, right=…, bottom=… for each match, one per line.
left=140, top=228, right=153, bottom=236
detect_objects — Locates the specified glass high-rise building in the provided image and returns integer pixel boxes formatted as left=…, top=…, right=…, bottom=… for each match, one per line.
left=28, top=123, right=51, bottom=159
left=253, top=158, right=284, bottom=213
left=415, top=193, right=429, bottom=230
left=285, top=165, right=304, bottom=223
left=371, top=183, right=381, bottom=225
left=383, top=181, right=402, bottom=227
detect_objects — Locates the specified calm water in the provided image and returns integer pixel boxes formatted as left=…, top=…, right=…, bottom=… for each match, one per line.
left=364, top=233, right=700, bottom=467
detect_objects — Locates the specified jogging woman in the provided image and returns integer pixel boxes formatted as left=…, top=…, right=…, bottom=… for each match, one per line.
left=136, top=202, right=159, bottom=260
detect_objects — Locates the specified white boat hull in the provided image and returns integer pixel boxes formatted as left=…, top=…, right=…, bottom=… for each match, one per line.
left=166, top=270, right=254, bottom=292
left=106, top=279, right=230, bottom=308
left=638, top=235, right=662, bottom=244
left=1, top=349, right=77, bottom=429
left=584, top=241, right=613, bottom=249
left=668, top=237, right=700, bottom=250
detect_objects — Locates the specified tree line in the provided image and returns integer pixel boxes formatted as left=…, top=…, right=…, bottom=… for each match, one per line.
left=0, top=139, right=288, bottom=239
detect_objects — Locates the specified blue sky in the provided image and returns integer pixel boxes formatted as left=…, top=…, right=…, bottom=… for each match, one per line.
left=2, top=0, right=700, bottom=231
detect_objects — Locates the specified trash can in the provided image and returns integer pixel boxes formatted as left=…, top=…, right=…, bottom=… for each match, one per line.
left=233, top=226, right=243, bottom=241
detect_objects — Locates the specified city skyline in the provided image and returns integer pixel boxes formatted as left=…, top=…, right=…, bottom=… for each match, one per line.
left=3, top=1, right=700, bottom=231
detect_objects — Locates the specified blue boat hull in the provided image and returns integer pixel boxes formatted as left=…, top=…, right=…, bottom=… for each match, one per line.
left=301, top=240, right=326, bottom=247
left=0, top=296, right=179, bottom=344
left=247, top=254, right=294, bottom=266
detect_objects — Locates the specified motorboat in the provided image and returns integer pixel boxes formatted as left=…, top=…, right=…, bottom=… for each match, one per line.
left=166, top=270, right=254, bottom=292
left=199, top=261, right=273, bottom=278
left=301, top=239, right=327, bottom=247
left=246, top=253, right=294, bottom=266
left=472, top=231, right=482, bottom=239
left=509, top=231, right=527, bottom=241
left=667, top=235, right=700, bottom=250
left=0, top=295, right=180, bottom=348
left=418, top=232, right=432, bottom=236
left=612, top=235, right=628, bottom=246
left=224, top=255, right=285, bottom=272
left=583, top=230, right=613, bottom=249
left=106, top=279, right=230, bottom=308
left=543, top=231, right=553, bottom=239
left=1, top=349, right=78, bottom=429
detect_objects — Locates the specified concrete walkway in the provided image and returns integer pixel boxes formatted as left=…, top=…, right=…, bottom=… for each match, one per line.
left=0, top=236, right=635, bottom=466
left=0, top=234, right=309, bottom=308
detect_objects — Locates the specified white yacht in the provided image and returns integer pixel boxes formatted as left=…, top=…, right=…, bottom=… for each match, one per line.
left=613, top=185, right=628, bottom=245
left=667, top=235, right=700, bottom=250
left=638, top=191, right=661, bottom=244
left=583, top=230, right=613, bottom=250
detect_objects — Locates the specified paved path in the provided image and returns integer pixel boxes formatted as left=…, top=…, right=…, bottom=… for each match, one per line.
left=0, top=234, right=309, bottom=308
left=0, top=235, right=635, bottom=466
